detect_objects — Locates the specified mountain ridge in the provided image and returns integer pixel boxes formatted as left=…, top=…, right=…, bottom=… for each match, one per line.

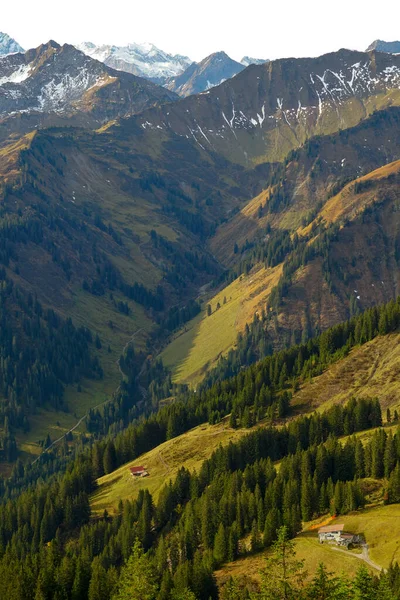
left=121, top=47, right=400, bottom=165
left=0, top=32, right=24, bottom=56
left=0, top=41, right=178, bottom=142
left=366, top=39, right=400, bottom=54
left=165, top=50, right=245, bottom=96
left=76, top=41, right=192, bottom=84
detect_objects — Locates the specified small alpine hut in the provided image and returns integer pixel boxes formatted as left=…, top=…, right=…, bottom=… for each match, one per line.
left=318, top=524, right=345, bottom=543
left=130, top=466, right=149, bottom=478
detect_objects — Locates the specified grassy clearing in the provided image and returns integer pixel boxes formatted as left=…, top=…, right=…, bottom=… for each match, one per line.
left=91, top=418, right=255, bottom=515
left=293, top=333, right=400, bottom=415
left=161, top=264, right=282, bottom=386
left=330, top=504, right=400, bottom=567
left=215, top=529, right=375, bottom=590
left=217, top=500, right=400, bottom=589
left=16, top=409, right=77, bottom=457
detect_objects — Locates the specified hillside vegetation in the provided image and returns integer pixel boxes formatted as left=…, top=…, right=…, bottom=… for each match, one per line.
left=161, top=263, right=282, bottom=385
left=91, top=418, right=254, bottom=514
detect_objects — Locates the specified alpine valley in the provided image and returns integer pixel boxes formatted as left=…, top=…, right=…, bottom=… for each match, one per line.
left=1, top=28, right=400, bottom=600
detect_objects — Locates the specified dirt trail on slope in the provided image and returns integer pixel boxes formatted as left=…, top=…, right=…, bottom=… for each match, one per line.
left=331, top=544, right=383, bottom=572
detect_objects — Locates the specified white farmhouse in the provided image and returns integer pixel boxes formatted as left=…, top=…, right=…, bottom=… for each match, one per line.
left=318, top=524, right=345, bottom=543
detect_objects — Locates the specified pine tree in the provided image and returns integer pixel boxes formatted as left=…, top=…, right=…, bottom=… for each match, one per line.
left=305, top=563, right=340, bottom=600
left=112, top=539, right=158, bottom=600
left=258, top=526, right=306, bottom=599
left=250, top=519, right=261, bottom=552
left=92, top=444, right=104, bottom=478
left=301, top=475, right=313, bottom=522
left=201, top=496, right=215, bottom=549
left=103, top=441, right=117, bottom=475
left=353, top=565, right=375, bottom=600
left=263, top=508, right=281, bottom=548
left=213, top=523, right=227, bottom=565
left=228, top=523, right=239, bottom=561
left=88, top=557, right=110, bottom=600
left=221, top=577, right=243, bottom=600
left=376, top=575, right=396, bottom=600
left=384, top=432, right=396, bottom=479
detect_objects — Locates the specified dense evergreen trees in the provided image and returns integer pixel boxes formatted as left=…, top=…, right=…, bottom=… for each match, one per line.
left=0, top=267, right=102, bottom=441
left=1, top=297, right=400, bottom=597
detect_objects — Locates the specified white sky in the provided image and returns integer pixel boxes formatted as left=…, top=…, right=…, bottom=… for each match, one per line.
left=2, top=0, right=400, bottom=62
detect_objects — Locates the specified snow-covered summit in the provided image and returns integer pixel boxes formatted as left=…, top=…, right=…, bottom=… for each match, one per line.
left=241, top=56, right=269, bottom=67
left=76, top=41, right=192, bottom=84
left=0, top=32, right=24, bottom=56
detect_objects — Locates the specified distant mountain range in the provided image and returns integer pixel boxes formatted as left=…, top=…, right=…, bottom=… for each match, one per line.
left=0, top=32, right=24, bottom=56
left=76, top=42, right=269, bottom=94
left=0, top=32, right=270, bottom=96
left=366, top=39, right=400, bottom=53
left=76, top=41, right=192, bottom=85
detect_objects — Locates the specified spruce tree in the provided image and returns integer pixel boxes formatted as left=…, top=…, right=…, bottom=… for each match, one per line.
left=112, top=539, right=158, bottom=600
left=258, top=526, right=306, bottom=599
left=103, top=441, right=117, bottom=475
left=213, top=523, right=227, bottom=565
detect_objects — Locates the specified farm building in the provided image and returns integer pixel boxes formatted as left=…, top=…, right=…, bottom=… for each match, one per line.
left=318, top=524, right=363, bottom=547
left=130, top=466, right=149, bottom=477
left=318, top=524, right=345, bottom=543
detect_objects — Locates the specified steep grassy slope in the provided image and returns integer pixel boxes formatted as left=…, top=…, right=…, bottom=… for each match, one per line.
left=161, top=263, right=282, bottom=384
left=91, top=418, right=254, bottom=514
left=197, top=111, right=400, bottom=358
left=215, top=529, right=378, bottom=590
left=293, top=333, right=400, bottom=414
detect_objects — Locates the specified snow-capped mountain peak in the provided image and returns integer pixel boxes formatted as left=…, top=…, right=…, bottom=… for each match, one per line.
left=76, top=41, right=192, bottom=84
left=241, top=56, right=269, bottom=67
left=0, top=32, right=24, bottom=56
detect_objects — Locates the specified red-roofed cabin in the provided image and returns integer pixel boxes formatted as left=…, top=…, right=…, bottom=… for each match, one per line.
left=130, top=466, right=148, bottom=477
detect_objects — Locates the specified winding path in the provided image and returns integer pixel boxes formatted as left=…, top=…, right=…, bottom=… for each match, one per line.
left=32, top=327, right=145, bottom=464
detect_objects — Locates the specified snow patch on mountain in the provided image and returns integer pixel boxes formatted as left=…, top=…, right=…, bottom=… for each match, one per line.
left=0, top=63, right=32, bottom=85
left=36, top=70, right=116, bottom=111
left=138, top=52, right=400, bottom=148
